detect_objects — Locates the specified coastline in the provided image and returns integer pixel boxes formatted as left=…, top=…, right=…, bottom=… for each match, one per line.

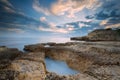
left=0, top=29, right=120, bottom=80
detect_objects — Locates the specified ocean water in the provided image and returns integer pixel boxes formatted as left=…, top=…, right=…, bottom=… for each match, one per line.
left=0, top=37, right=79, bottom=75
left=0, top=37, right=70, bottom=51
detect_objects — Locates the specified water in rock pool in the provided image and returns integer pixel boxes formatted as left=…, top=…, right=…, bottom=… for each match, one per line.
left=45, top=57, right=79, bottom=75
left=0, top=37, right=79, bottom=75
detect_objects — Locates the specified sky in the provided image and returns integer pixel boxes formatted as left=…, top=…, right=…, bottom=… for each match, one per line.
left=0, top=0, right=120, bottom=38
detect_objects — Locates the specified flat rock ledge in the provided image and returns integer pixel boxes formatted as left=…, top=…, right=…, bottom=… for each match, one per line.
left=24, top=41, right=120, bottom=80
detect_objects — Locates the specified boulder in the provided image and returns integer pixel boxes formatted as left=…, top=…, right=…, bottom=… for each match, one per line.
left=0, top=47, right=46, bottom=80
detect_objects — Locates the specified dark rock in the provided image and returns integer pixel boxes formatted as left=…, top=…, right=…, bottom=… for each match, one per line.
left=24, top=44, right=45, bottom=52
left=0, top=70, right=19, bottom=80
left=0, top=46, right=22, bottom=60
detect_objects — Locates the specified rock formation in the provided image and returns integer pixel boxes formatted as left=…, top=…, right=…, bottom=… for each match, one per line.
left=71, top=29, right=120, bottom=41
left=24, top=41, right=120, bottom=80
left=0, top=29, right=120, bottom=80
left=0, top=46, right=46, bottom=80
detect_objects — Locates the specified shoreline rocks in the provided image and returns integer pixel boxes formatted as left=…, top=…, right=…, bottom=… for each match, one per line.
left=0, top=29, right=120, bottom=80
left=24, top=41, right=120, bottom=80
left=71, top=29, right=120, bottom=41
left=24, top=42, right=120, bottom=80
left=1, top=41, right=120, bottom=80
left=0, top=46, right=46, bottom=80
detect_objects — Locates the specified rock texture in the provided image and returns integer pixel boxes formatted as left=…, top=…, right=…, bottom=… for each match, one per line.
left=0, top=46, right=46, bottom=80
left=0, top=46, right=22, bottom=69
left=1, top=29, right=120, bottom=80
left=45, top=72, right=97, bottom=80
left=71, top=29, right=120, bottom=41
left=24, top=41, right=120, bottom=80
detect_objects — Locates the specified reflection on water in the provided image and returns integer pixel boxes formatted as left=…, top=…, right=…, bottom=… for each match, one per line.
left=45, top=57, right=79, bottom=75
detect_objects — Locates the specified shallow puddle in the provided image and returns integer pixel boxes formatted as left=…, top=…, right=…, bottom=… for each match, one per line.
left=45, top=57, right=79, bottom=75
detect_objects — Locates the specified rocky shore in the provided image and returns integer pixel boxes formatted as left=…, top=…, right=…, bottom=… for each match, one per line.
left=0, top=29, right=120, bottom=80
left=0, top=46, right=46, bottom=80
left=71, top=29, right=120, bottom=41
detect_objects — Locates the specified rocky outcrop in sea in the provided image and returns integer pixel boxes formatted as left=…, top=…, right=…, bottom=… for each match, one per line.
left=71, top=28, right=120, bottom=41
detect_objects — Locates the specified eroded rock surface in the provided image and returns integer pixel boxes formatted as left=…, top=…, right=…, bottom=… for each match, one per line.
left=24, top=41, right=120, bottom=80
left=0, top=46, right=46, bottom=80
left=1, top=28, right=120, bottom=80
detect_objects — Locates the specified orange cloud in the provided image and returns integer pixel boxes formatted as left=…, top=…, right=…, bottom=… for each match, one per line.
left=105, top=23, right=120, bottom=29
left=33, top=0, right=100, bottom=18
left=50, top=0, right=100, bottom=18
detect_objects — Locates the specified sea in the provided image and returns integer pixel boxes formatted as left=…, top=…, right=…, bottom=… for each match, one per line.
left=0, top=37, right=71, bottom=51
left=0, top=37, right=79, bottom=75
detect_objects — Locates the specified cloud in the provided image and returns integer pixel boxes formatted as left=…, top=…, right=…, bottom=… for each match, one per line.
left=100, top=18, right=120, bottom=29
left=100, top=20, right=108, bottom=26
left=38, top=22, right=75, bottom=34
left=66, top=24, right=74, bottom=31
left=7, top=28, right=25, bottom=33
left=40, top=16, right=47, bottom=22
left=39, top=20, right=97, bottom=34
left=0, top=0, right=16, bottom=13
left=37, top=20, right=81, bottom=34
left=85, top=0, right=120, bottom=29
left=0, top=3, right=76, bottom=35
left=78, top=22, right=86, bottom=28
left=0, top=0, right=14, bottom=8
left=38, top=26, right=69, bottom=33
left=33, top=0, right=50, bottom=15
left=38, top=17, right=76, bottom=34
left=0, top=26, right=25, bottom=34
left=105, top=23, right=120, bottom=29
left=50, top=0, right=100, bottom=18
left=0, top=1, right=49, bottom=34
left=85, top=15, right=94, bottom=19
left=33, top=0, right=100, bottom=18
left=3, top=6, right=15, bottom=13
left=92, top=0, right=120, bottom=20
